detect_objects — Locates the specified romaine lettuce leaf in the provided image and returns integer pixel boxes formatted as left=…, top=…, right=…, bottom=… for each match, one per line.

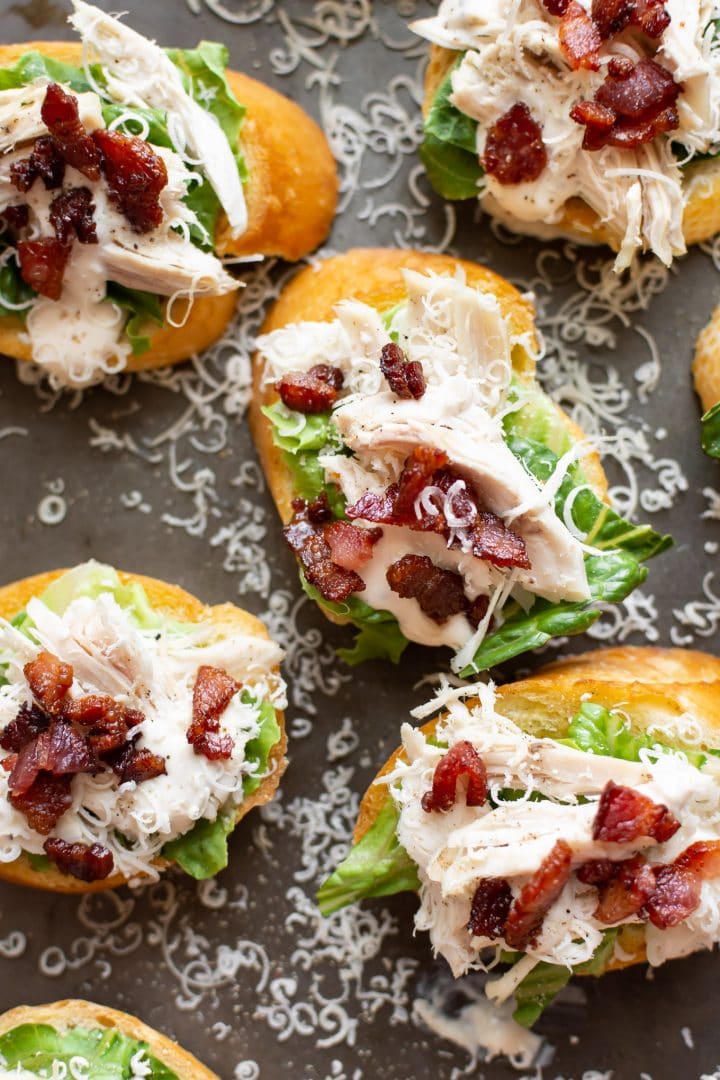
left=261, top=402, right=348, bottom=516
left=702, top=401, right=720, bottom=459
left=300, top=576, right=409, bottom=665
left=0, top=1023, right=177, bottom=1079
left=241, top=692, right=281, bottom=796
left=563, top=701, right=709, bottom=768
left=31, top=562, right=166, bottom=631
left=0, top=254, right=36, bottom=321
left=420, top=56, right=482, bottom=200
left=0, top=50, right=98, bottom=92
left=317, top=798, right=420, bottom=915
left=510, top=929, right=618, bottom=1027
left=105, top=284, right=165, bottom=356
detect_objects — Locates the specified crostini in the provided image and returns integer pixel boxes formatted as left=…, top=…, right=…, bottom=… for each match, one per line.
left=0, top=1000, right=217, bottom=1079
left=319, top=646, right=720, bottom=1028
left=0, top=560, right=286, bottom=892
left=412, top=1, right=720, bottom=270
left=693, top=301, right=720, bottom=458
left=251, top=248, right=670, bottom=672
left=0, top=0, right=337, bottom=387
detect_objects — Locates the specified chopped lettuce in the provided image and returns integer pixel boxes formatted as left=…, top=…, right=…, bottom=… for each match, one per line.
left=563, top=701, right=709, bottom=768
left=241, top=692, right=281, bottom=797
left=702, top=401, right=720, bottom=459
left=0, top=253, right=36, bottom=321
left=261, top=402, right=348, bottom=517
left=510, top=929, right=618, bottom=1027
left=0, top=1023, right=177, bottom=1079
left=0, top=50, right=101, bottom=92
left=300, top=576, right=409, bottom=665
left=22, top=562, right=167, bottom=632
left=317, top=798, right=420, bottom=915
left=419, top=57, right=482, bottom=200
left=105, top=284, right=165, bottom=356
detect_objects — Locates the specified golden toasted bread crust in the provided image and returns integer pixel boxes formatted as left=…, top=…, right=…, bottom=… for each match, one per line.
left=0, top=568, right=286, bottom=894
left=354, top=645, right=720, bottom=972
left=0, top=1000, right=218, bottom=1079
left=250, top=247, right=608, bottom=627
left=424, top=45, right=720, bottom=252
left=0, top=40, right=338, bottom=374
left=693, top=301, right=720, bottom=413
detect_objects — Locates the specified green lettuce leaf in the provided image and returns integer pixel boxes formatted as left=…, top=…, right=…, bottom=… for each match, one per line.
left=0, top=50, right=97, bottom=92
left=420, top=56, right=482, bottom=200
left=317, top=798, right=420, bottom=915
left=563, top=701, right=709, bottom=768
left=30, top=562, right=166, bottom=631
left=241, top=692, right=281, bottom=796
left=702, top=401, right=720, bottom=459
left=105, top=284, right=165, bottom=356
left=0, top=254, right=36, bottom=321
left=0, top=1023, right=177, bottom=1079
left=261, top=402, right=348, bottom=516
left=511, top=929, right=618, bottom=1027
left=300, top=576, right=409, bottom=665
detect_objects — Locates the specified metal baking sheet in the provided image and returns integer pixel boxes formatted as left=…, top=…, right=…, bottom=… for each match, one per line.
left=0, top=1, right=719, bottom=1077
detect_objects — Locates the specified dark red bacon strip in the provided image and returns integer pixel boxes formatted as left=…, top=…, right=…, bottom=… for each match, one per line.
left=325, top=520, right=382, bottom=571
left=559, top=1, right=602, bottom=70
left=284, top=494, right=367, bottom=604
left=24, top=652, right=73, bottom=715
left=591, top=854, right=657, bottom=924
left=591, top=0, right=670, bottom=39
left=10, top=773, right=73, bottom=835
left=503, top=840, right=573, bottom=949
left=11, top=136, right=66, bottom=194
left=7, top=719, right=95, bottom=797
left=277, top=365, right=343, bottom=414
left=483, top=103, right=547, bottom=186
left=17, top=239, right=71, bottom=302
left=592, top=781, right=680, bottom=844
left=188, top=664, right=239, bottom=762
left=468, top=877, right=513, bottom=938
left=571, top=58, right=680, bottom=150
left=645, top=863, right=701, bottom=929
left=0, top=205, right=30, bottom=232
left=44, top=837, right=114, bottom=882
left=386, top=554, right=469, bottom=625
left=422, top=740, right=488, bottom=813
left=41, top=83, right=101, bottom=181
left=49, top=187, right=97, bottom=246
left=380, top=343, right=426, bottom=400
left=93, top=129, right=168, bottom=234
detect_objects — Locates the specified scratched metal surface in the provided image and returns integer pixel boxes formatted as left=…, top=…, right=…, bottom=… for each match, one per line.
left=0, top=2, right=718, bottom=1078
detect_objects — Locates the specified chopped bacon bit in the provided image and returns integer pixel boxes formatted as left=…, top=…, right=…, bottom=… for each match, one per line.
left=109, top=739, right=167, bottom=785
left=571, top=58, right=680, bottom=150
left=386, top=554, right=468, bottom=624
left=592, top=781, right=680, bottom=844
left=93, top=128, right=167, bottom=233
left=1, top=204, right=29, bottom=232
left=8, top=720, right=95, bottom=797
left=576, top=857, right=617, bottom=885
left=468, top=877, right=513, bottom=938
left=593, top=855, right=657, bottom=924
left=645, top=864, right=701, bottom=929
left=44, top=837, right=114, bottom=882
left=380, top=343, right=426, bottom=400
left=309, top=363, right=344, bottom=391
left=41, top=83, right=101, bottom=181
left=0, top=703, right=49, bottom=753
left=10, top=136, right=65, bottom=193
left=284, top=495, right=366, bottom=604
left=23, top=652, right=73, bottom=715
left=542, top=0, right=571, bottom=13
left=17, top=239, right=70, bottom=302
left=277, top=369, right=339, bottom=414
left=504, top=840, right=573, bottom=949
left=468, top=509, right=531, bottom=569
left=591, top=0, right=670, bottom=39
left=674, top=840, right=720, bottom=878
left=467, top=594, right=490, bottom=629
left=188, top=665, right=239, bottom=762
left=394, top=448, right=450, bottom=519
left=49, top=187, right=97, bottom=246
left=10, top=773, right=72, bottom=834
left=325, top=521, right=383, bottom=571
left=64, top=694, right=131, bottom=757
left=422, top=740, right=488, bottom=812
left=559, top=0, right=602, bottom=70
left=483, top=103, right=547, bottom=185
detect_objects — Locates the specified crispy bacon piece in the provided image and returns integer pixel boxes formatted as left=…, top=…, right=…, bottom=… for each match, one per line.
left=1, top=204, right=29, bottom=232
left=188, top=665, right=238, bottom=762
left=467, top=594, right=490, bottom=629
left=468, top=877, right=513, bottom=938
left=504, top=840, right=573, bottom=949
left=559, top=0, right=602, bottom=70
left=64, top=694, right=132, bottom=757
left=483, top=103, right=547, bottom=185
left=592, top=855, right=658, bottom=924
left=7, top=720, right=95, bottom=797
left=44, top=837, right=114, bottom=882
left=468, top=509, right=531, bottom=569
left=592, top=781, right=680, bottom=844
left=93, top=128, right=167, bottom=233
left=386, top=554, right=468, bottom=624
left=325, top=521, right=383, bottom=571
left=674, top=840, right=720, bottom=878
left=0, top=703, right=49, bottom=753
left=422, top=740, right=487, bottom=812
left=380, top=343, right=426, bottom=400
left=17, top=239, right=71, bottom=302
left=576, top=857, right=616, bottom=885
left=23, top=652, right=73, bottom=715
left=41, top=83, right=101, bottom=181
left=49, top=187, right=97, bottom=246
left=542, top=0, right=571, bottom=13
left=284, top=495, right=366, bottom=604
left=109, top=738, right=167, bottom=785
left=394, top=448, right=450, bottom=519
left=591, top=0, right=670, bottom=39
left=645, top=864, right=701, bottom=929
left=10, top=773, right=73, bottom=834
left=10, top=136, right=65, bottom=193
left=277, top=367, right=340, bottom=413
left=571, top=58, right=680, bottom=150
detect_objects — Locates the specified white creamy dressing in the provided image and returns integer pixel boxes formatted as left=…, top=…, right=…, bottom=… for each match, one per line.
left=382, top=681, right=720, bottom=981
left=257, top=268, right=590, bottom=656
left=0, top=1, right=246, bottom=386
left=0, top=571, right=285, bottom=884
left=412, top=0, right=720, bottom=268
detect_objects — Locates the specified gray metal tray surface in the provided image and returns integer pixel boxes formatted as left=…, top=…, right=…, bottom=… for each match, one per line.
left=0, top=2, right=718, bottom=1077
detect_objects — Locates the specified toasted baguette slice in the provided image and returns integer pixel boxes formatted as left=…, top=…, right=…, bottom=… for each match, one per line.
left=355, top=645, right=720, bottom=974
left=250, top=247, right=608, bottom=630
left=693, top=301, right=720, bottom=413
left=0, top=1000, right=217, bottom=1079
left=0, top=568, right=286, bottom=894
left=0, top=40, right=338, bottom=375
left=424, top=46, right=720, bottom=254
